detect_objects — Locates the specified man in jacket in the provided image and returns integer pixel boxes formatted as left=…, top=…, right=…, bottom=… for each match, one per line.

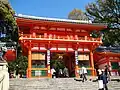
left=81, top=64, right=87, bottom=82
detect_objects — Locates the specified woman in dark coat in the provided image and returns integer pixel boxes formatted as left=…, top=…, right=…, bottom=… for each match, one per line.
left=105, top=65, right=111, bottom=81
left=100, top=69, right=108, bottom=90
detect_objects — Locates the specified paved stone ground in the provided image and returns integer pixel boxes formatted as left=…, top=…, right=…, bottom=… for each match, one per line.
left=9, top=76, right=120, bottom=90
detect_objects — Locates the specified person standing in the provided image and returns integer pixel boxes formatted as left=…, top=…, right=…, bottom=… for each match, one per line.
left=98, top=69, right=108, bottom=90
left=98, top=69, right=104, bottom=90
left=63, top=66, right=69, bottom=77
left=58, top=69, right=63, bottom=78
left=104, top=65, right=111, bottom=81
left=51, top=67, right=56, bottom=78
left=101, top=69, right=108, bottom=90
left=81, top=64, right=87, bottom=82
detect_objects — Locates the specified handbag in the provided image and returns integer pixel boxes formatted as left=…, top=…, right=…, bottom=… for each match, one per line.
left=98, top=80, right=104, bottom=89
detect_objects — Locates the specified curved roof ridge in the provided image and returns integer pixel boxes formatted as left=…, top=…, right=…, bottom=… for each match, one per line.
left=16, top=14, right=92, bottom=24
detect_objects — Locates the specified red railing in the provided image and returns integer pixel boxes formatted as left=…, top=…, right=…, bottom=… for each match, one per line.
left=19, top=33, right=102, bottom=43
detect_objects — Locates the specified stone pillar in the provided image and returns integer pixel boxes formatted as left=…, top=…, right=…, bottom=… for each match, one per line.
left=75, top=50, right=79, bottom=77
left=47, top=49, right=51, bottom=78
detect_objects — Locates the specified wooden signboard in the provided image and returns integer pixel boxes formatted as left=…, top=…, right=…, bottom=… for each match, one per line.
left=78, top=54, right=89, bottom=60
left=32, top=53, right=45, bottom=60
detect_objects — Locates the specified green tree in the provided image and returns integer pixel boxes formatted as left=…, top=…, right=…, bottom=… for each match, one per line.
left=68, top=8, right=88, bottom=20
left=0, top=0, right=18, bottom=42
left=15, top=55, right=28, bottom=75
left=68, top=8, right=100, bottom=38
left=50, top=53, right=64, bottom=70
left=86, top=0, right=120, bottom=46
left=8, top=55, right=28, bottom=75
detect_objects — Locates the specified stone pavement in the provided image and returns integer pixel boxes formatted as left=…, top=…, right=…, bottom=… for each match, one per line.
left=9, top=76, right=120, bottom=90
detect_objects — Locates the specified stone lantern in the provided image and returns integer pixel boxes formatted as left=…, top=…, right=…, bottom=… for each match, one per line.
left=0, top=53, right=9, bottom=90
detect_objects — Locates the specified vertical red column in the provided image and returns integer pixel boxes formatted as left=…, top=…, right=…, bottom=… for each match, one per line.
left=27, top=44, right=32, bottom=78
left=90, top=50, right=95, bottom=76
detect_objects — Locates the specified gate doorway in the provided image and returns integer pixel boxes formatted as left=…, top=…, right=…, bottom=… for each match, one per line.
left=50, top=52, right=75, bottom=77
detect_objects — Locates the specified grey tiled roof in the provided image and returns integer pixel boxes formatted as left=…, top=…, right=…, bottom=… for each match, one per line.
left=15, top=14, right=93, bottom=24
left=96, top=46, right=120, bottom=53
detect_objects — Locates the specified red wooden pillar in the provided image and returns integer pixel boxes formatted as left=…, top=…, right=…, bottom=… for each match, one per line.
left=27, top=47, right=32, bottom=78
left=90, top=50, right=95, bottom=76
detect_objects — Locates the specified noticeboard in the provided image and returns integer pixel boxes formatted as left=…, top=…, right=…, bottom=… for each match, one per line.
left=32, top=53, right=45, bottom=60
left=78, top=54, right=89, bottom=60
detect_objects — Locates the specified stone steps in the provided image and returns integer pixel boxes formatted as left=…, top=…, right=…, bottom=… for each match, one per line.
left=9, top=77, right=120, bottom=90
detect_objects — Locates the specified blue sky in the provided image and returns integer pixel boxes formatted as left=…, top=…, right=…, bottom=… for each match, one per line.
left=10, top=0, right=95, bottom=18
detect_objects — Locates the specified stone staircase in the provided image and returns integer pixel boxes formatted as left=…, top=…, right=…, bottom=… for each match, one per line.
left=9, top=77, right=120, bottom=90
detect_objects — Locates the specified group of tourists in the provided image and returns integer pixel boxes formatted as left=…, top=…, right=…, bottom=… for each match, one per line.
left=51, top=66, right=69, bottom=78
left=78, top=64, right=111, bottom=90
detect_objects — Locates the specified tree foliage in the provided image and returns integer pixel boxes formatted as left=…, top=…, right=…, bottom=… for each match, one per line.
left=50, top=53, right=64, bottom=70
left=86, top=0, right=120, bottom=46
left=68, top=8, right=88, bottom=20
left=68, top=8, right=101, bottom=38
left=8, top=55, right=28, bottom=75
left=0, top=1, right=15, bottom=25
left=0, top=0, right=18, bottom=42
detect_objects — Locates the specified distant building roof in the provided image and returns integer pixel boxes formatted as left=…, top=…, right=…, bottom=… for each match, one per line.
left=96, top=46, right=120, bottom=53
